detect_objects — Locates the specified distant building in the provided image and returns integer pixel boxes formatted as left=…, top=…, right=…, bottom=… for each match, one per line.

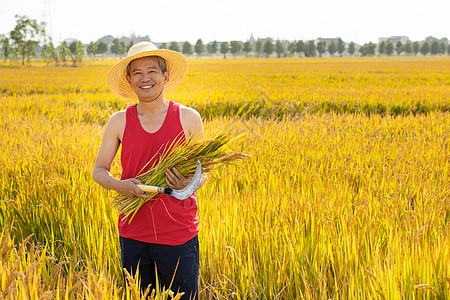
left=248, top=33, right=256, bottom=45
left=378, top=36, right=410, bottom=45
left=62, top=38, right=78, bottom=45
left=424, top=36, right=449, bottom=44
left=315, top=37, right=340, bottom=44
left=121, top=34, right=151, bottom=45
left=97, top=34, right=151, bottom=46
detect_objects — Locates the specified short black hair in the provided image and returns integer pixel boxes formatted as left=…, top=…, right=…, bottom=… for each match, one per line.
left=126, top=56, right=167, bottom=76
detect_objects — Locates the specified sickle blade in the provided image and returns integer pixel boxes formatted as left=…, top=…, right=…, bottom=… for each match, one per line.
left=170, top=160, right=202, bottom=200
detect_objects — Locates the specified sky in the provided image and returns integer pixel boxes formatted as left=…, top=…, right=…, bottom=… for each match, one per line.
left=0, top=0, right=449, bottom=45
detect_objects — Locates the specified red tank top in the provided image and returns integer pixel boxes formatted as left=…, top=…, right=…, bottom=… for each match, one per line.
left=118, top=101, right=199, bottom=245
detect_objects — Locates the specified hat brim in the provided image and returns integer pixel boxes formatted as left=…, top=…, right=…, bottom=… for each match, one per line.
left=107, top=49, right=188, bottom=99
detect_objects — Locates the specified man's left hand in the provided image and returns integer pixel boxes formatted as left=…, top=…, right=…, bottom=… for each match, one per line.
left=165, top=167, right=190, bottom=190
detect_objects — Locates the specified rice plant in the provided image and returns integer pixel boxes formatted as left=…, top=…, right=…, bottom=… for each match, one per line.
left=0, top=57, right=448, bottom=299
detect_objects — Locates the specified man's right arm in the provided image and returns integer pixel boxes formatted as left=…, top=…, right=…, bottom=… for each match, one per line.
left=92, top=112, right=151, bottom=199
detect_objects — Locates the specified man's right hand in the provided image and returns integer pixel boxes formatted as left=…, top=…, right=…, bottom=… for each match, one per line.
left=116, top=178, right=153, bottom=199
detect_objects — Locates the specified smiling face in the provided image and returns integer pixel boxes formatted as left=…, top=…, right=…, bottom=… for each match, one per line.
left=126, top=56, right=169, bottom=102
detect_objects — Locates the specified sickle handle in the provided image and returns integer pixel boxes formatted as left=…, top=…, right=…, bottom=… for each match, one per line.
left=136, top=185, right=165, bottom=194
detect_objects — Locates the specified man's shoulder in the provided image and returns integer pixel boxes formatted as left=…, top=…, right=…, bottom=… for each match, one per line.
left=109, top=109, right=127, bottom=122
left=176, top=103, right=203, bottom=139
left=178, top=103, right=201, bottom=121
left=106, top=109, right=127, bottom=132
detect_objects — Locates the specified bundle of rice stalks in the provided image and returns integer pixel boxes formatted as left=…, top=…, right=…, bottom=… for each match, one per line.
left=112, top=132, right=249, bottom=222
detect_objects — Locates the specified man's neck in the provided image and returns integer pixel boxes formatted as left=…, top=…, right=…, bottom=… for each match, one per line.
left=137, top=96, right=169, bottom=115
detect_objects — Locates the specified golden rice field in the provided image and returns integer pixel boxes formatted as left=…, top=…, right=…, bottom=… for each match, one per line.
left=0, top=57, right=449, bottom=299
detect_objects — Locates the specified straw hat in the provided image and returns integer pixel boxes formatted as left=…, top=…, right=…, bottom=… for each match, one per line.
left=107, top=41, right=188, bottom=99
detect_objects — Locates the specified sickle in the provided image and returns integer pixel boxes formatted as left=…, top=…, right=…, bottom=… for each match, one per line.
left=136, top=160, right=202, bottom=200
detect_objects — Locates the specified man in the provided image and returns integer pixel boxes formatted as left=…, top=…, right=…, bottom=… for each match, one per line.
left=93, top=41, right=205, bottom=299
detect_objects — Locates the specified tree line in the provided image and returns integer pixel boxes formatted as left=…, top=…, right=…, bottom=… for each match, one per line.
left=0, top=15, right=133, bottom=66
left=179, top=38, right=450, bottom=58
left=1, top=15, right=449, bottom=66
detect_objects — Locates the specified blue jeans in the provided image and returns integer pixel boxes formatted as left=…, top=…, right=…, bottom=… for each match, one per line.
left=119, top=235, right=199, bottom=300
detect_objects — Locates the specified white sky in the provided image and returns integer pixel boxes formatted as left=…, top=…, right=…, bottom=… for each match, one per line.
left=0, top=0, right=448, bottom=45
